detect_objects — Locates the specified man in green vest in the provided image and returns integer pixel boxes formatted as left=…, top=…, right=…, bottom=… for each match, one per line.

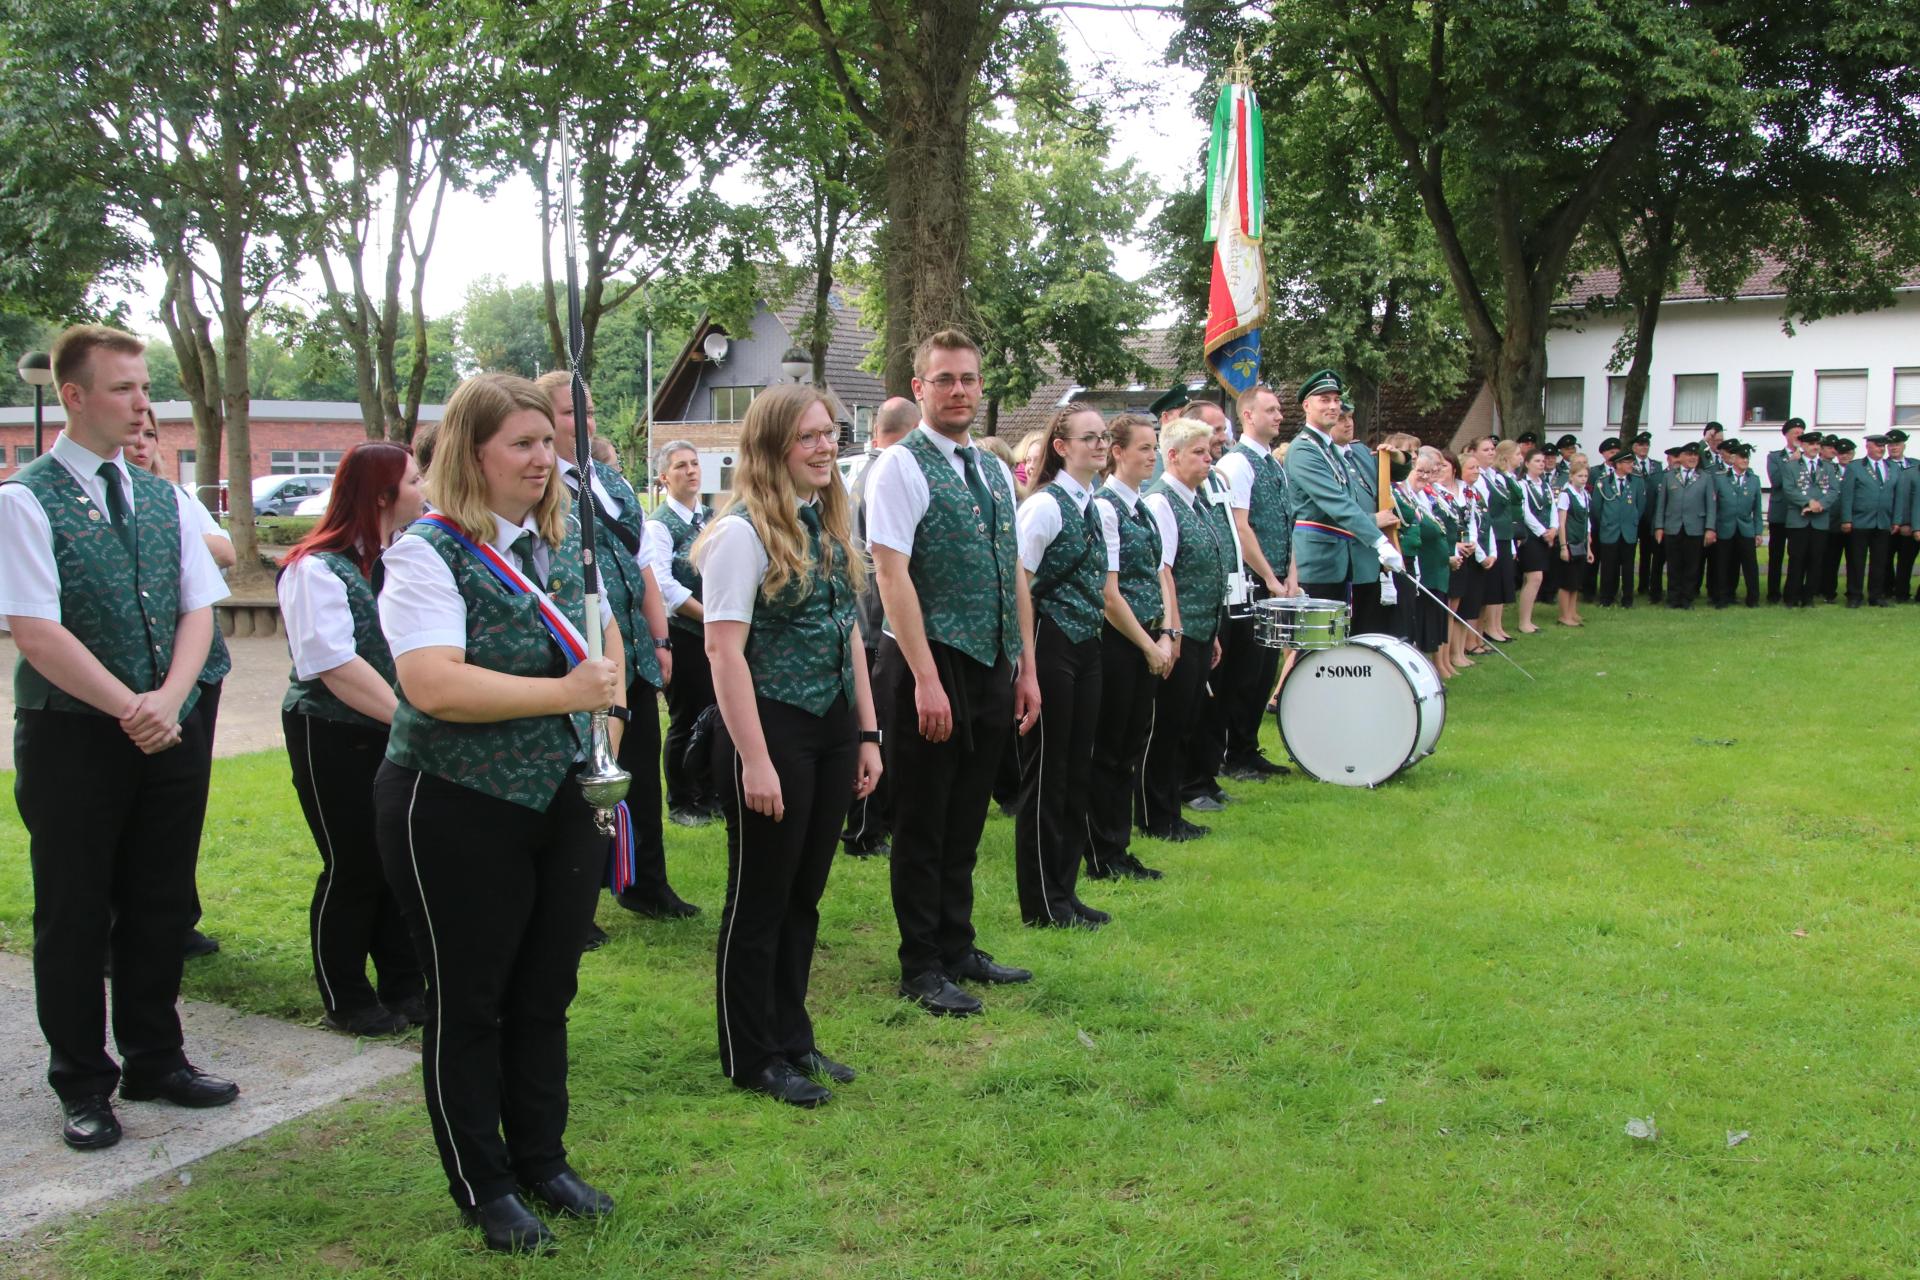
left=0, top=325, right=239, bottom=1151
left=1214, top=385, right=1294, bottom=781
left=1178, top=398, right=1247, bottom=812
left=1765, top=417, right=1806, bottom=603
left=865, top=329, right=1040, bottom=1017
left=1710, top=441, right=1763, bottom=607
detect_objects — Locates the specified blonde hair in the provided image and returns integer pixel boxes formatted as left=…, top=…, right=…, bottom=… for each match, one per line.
left=427, top=373, right=570, bottom=548
left=1162, top=417, right=1211, bottom=457
left=977, top=435, right=1016, bottom=468
left=1494, top=439, right=1521, bottom=471
left=692, top=384, right=864, bottom=603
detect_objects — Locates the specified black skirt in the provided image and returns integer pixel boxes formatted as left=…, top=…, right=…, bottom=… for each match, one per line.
left=1517, top=533, right=1552, bottom=575
left=1415, top=593, right=1450, bottom=653
left=1560, top=544, right=1591, bottom=594
left=1482, top=541, right=1516, bottom=604
left=1452, top=559, right=1485, bottom=615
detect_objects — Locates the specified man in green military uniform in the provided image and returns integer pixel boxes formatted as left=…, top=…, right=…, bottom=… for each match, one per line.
left=1592, top=450, right=1642, bottom=606
left=1627, top=431, right=1665, bottom=601
left=1710, top=441, right=1762, bottom=607
left=1839, top=433, right=1899, bottom=607
left=1885, top=428, right=1917, bottom=601
left=1654, top=440, right=1716, bottom=608
left=1780, top=430, right=1838, bottom=607
left=1284, top=369, right=1403, bottom=632
left=0, top=325, right=240, bottom=1151
left=1765, top=417, right=1806, bottom=603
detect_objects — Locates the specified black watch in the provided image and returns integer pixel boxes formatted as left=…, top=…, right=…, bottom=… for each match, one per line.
left=858, top=729, right=883, bottom=745
left=607, top=705, right=633, bottom=723
left=653, top=636, right=672, bottom=651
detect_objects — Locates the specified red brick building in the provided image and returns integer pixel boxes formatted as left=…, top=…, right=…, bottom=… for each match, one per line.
left=0, top=400, right=443, bottom=502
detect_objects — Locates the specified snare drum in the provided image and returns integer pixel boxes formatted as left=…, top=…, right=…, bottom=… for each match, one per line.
left=1251, top=596, right=1351, bottom=651
left=1276, top=633, right=1445, bottom=787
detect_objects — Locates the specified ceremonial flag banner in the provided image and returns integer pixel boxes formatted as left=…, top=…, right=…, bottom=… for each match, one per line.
left=1204, top=80, right=1266, bottom=397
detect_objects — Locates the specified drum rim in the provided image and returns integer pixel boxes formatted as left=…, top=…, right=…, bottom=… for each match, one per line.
left=1276, top=633, right=1435, bottom=785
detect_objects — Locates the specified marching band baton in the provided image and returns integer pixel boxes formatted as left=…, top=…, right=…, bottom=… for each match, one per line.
left=1396, top=570, right=1535, bottom=681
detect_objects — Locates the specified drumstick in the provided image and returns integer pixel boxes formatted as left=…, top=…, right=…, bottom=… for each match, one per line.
left=1401, top=572, right=1534, bottom=680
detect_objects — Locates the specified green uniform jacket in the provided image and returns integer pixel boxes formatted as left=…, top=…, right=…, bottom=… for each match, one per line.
left=1654, top=467, right=1716, bottom=535
left=1284, top=427, right=1382, bottom=584
left=1593, top=472, right=1642, bottom=544
left=1765, top=447, right=1797, bottom=523
left=1894, top=459, right=1918, bottom=527
left=1409, top=490, right=1453, bottom=594
left=1839, top=458, right=1898, bottom=530
left=1711, top=470, right=1762, bottom=538
left=1779, top=455, right=1840, bottom=530
left=1484, top=470, right=1519, bottom=541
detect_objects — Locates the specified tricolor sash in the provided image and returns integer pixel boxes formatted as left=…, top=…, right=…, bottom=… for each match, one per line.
left=411, top=512, right=635, bottom=890
left=1295, top=519, right=1357, bottom=541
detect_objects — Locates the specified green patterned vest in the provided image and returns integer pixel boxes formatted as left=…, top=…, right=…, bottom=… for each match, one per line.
left=1231, top=441, right=1292, bottom=575
left=7, top=455, right=201, bottom=720
left=1097, top=484, right=1163, bottom=629
left=740, top=508, right=857, bottom=716
left=385, top=520, right=590, bottom=811
left=1144, top=478, right=1226, bottom=643
left=899, top=430, right=1020, bottom=667
left=281, top=551, right=395, bottom=730
left=1028, top=483, right=1105, bottom=644
left=1562, top=490, right=1591, bottom=544
left=651, top=500, right=708, bottom=636
left=571, top=461, right=661, bottom=690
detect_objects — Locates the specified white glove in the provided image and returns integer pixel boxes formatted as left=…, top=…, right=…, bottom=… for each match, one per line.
left=1376, top=539, right=1406, bottom=574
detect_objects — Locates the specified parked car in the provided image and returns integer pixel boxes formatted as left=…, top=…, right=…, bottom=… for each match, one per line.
left=292, top=488, right=332, bottom=517
left=253, top=473, right=332, bottom=517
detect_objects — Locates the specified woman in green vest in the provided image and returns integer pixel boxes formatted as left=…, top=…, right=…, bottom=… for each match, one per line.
left=694, top=383, right=882, bottom=1109
left=1555, top=458, right=1596, bottom=626
left=278, top=441, right=426, bottom=1038
left=373, top=373, right=625, bottom=1254
left=1514, top=446, right=1557, bottom=633
left=1086, top=414, right=1174, bottom=882
left=1013, top=405, right=1113, bottom=929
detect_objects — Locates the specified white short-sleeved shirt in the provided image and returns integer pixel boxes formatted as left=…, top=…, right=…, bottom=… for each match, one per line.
left=863, top=423, right=1019, bottom=558
left=643, top=496, right=703, bottom=614
left=1015, top=471, right=1092, bottom=573
left=1213, top=437, right=1274, bottom=512
left=177, top=483, right=231, bottom=545
left=0, top=432, right=229, bottom=628
left=277, top=553, right=366, bottom=679
left=1142, top=474, right=1206, bottom=565
left=379, top=511, right=610, bottom=658
left=698, top=499, right=826, bottom=626
left=1555, top=488, right=1590, bottom=516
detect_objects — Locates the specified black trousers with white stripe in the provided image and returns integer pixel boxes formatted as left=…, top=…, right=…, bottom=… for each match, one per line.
left=284, top=711, right=421, bottom=1018
left=713, top=694, right=856, bottom=1080
left=841, top=644, right=892, bottom=850
left=1140, top=634, right=1209, bottom=834
left=1087, top=622, right=1157, bottom=875
left=374, top=761, right=602, bottom=1209
left=1014, top=616, right=1101, bottom=924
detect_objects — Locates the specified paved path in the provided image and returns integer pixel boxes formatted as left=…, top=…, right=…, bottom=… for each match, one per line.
left=0, top=632, right=293, bottom=771
left=0, top=952, right=417, bottom=1242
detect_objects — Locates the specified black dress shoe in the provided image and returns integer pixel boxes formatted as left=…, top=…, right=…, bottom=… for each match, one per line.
left=898, top=971, right=982, bottom=1016
left=582, top=922, right=609, bottom=952
left=736, top=1060, right=831, bottom=1106
left=523, top=1168, right=614, bottom=1219
left=61, top=1095, right=122, bottom=1151
left=1115, top=853, right=1164, bottom=880
left=323, top=1004, right=410, bottom=1036
left=461, top=1192, right=556, bottom=1254
left=1184, top=793, right=1226, bottom=812
left=183, top=929, right=220, bottom=959
left=1072, top=899, right=1112, bottom=925
left=842, top=836, right=891, bottom=857
left=1144, top=821, right=1206, bottom=843
left=616, top=890, right=701, bottom=919
left=1225, top=754, right=1290, bottom=779
left=120, top=1064, right=240, bottom=1108
left=1848, top=599, right=1863, bottom=608
left=950, top=949, right=1032, bottom=985
left=795, top=1050, right=857, bottom=1084
left=389, top=993, right=429, bottom=1026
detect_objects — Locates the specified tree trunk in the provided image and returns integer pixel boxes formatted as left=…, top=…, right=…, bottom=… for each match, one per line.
left=214, top=237, right=266, bottom=589
left=158, top=256, right=225, bottom=512
left=1487, top=316, right=1550, bottom=441
left=1616, top=289, right=1662, bottom=438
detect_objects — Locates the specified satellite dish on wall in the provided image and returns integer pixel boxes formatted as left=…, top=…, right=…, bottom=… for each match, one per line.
left=702, top=332, right=730, bottom=364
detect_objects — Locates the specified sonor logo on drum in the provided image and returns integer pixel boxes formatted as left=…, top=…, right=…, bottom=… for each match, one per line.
left=1314, top=664, right=1374, bottom=678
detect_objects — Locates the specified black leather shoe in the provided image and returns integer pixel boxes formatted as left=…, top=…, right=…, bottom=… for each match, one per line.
left=389, top=993, right=429, bottom=1026
left=1115, top=853, right=1164, bottom=880
left=582, top=923, right=609, bottom=952
left=1184, top=793, right=1226, bottom=812
left=796, top=1050, right=857, bottom=1084
left=1224, top=754, right=1290, bottom=779
left=120, top=1064, right=240, bottom=1108
left=523, top=1169, right=614, bottom=1219
left=324, top=1004, right=410, bottom=1036
left=1144, top=821, right=1206, bottom=843
left=899, top=971, right=982, bottom=1016
left=61, top=1095, right=122, bottom=1151
left=616, top=890, right=701, bottom=919
left=461, top=1193, right=556, bottom=1254
left=183, top=929, right=220, bottom=959
left=842, top=837, right=891, bottom=857
left=1072, top=899, right=1112, bottom=925
left=950, top=949, right=1032, bottom=985
left=736, top=1060, right=831, bottom=1106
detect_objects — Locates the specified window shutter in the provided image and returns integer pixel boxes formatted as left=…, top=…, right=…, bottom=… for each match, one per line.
left=1815, top=372, right=1867, bottom=427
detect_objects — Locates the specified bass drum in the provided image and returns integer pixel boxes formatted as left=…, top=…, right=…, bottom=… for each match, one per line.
left=1276, top=633, right=1445, bottom=787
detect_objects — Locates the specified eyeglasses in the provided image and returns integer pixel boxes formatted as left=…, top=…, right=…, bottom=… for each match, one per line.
left=1070, top=432, right=1112, bottom=446
left=923, top=374, right=981, bottom=391
left=794, top=429, right=838, bottom=449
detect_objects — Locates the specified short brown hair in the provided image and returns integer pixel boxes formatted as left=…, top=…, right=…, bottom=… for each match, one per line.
left=51, top=324, right=144, bottom=390
left=1235, top=386, right=1279, bottom=417
left=912, top=328, right=980, bottom=378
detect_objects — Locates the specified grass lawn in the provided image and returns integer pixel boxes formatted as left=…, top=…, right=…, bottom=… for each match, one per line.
left=2, top=600, right=1917, bottom=1277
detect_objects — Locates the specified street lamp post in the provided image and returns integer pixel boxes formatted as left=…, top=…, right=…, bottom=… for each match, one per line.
left=779, top=345, right=812, bottom=384
left=16, top=351, right=52, bottom=459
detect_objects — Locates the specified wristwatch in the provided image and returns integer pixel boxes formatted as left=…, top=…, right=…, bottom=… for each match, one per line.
left=653, top=636, right=672, bottom=651
left=607, top=705, right=633, bottom=723
left=858, top=729, right=883, bottom=745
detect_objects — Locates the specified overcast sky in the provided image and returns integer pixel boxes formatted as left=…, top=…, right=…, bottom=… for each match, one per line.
left=108, top=9, right=1208, bottom=332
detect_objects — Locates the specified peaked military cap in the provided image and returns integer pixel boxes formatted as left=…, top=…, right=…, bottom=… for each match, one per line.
left=1664, top=445, right=1686, bottom=457
left=1784, top=416, right=1807, bottom=432
left=1515, top=431, right=1539, bottom=445
left=1599, top=436, right=1620, bottom=452
left=1800, top=430, right=1824, bottom=444
left=1887, top=429, right=1909, bottom=443
left=1730, top=442, right=1753, bottom=457
left=1677, top=440, right=1701, bottom=455
left=1555, top=434, right=1579, bottom=449
left=1632, top=431, right=1653, bottom=444
left=1865, top=433, right=1890, bottom=445
left=1834, top=438, right=1856, bottom=454
left=1297, top=369, right=1345, bottom=402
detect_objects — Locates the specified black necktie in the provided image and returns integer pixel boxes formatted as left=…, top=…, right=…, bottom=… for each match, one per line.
left=691, top=508, right=706, bottom=531
left=97, top=462, right=133, bottom=552
left=956, top=446, right=996, bottom=532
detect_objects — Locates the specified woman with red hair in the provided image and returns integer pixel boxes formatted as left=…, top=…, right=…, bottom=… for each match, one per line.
left=277, top=441, right=428, bottom=1036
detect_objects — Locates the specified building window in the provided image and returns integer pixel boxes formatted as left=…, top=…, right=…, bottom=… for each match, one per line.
left=178, top=448, right=197, bottom=488
left=1606, top=377, right=1627, bottom=430
left=1814, top=370, right=1867, bottom=432
left=1543, top=377, right=1583, bottom=433
left=711, top=386, right=762, bottom=421
left=853, top=405, right=873, bottom=445
left=270, top=449, right=344, bottom=475
left=1893, top=369, right=1920, bottom=426
left=1741, top=373, right=1791, bottom=428
left=1674, top=374, right=1719, bottom=429
left=14, top=446, right=36, bottom=465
